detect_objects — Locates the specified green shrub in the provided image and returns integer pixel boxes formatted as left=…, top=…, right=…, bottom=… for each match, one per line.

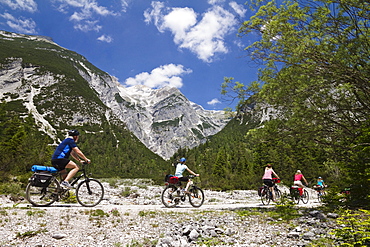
left=331, top=209, right=370, bottom=246
left=0, top=182, right=22, bottom=195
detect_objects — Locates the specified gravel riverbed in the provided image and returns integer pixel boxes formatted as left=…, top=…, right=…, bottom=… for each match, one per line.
left=0, top=179, right=339, bottom=247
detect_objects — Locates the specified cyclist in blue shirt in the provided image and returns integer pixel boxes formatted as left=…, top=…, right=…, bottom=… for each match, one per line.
left=317, top=177, right=326, bottom=188
left=175, top=157, right=199, bottom=193
left=51, top=130, right=90, bottom=189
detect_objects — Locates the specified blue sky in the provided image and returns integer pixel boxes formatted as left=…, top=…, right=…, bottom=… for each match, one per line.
left=0, top=0, right=259, bottom=110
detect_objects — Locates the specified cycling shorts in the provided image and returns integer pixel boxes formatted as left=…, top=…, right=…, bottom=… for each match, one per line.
left=294, top=180, right=303, bottom=187
left=51, top=158, right=70, bottom=171
left=263, top=179, right=274, bottom=187
left=179, top=177, right=189, bottom=182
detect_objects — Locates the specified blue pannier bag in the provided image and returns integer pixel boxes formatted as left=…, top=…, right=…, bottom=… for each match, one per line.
left=31, top=165, right=58, bottom=173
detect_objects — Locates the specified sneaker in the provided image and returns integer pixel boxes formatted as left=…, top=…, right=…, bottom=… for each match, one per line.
left=61, top=181, right=74, bottom=189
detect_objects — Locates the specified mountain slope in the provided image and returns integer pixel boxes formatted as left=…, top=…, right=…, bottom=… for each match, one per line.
left=0, top=30, right=230, bottom=160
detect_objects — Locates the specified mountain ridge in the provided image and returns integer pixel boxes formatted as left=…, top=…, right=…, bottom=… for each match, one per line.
left=0, top=30, right=230, bottom=159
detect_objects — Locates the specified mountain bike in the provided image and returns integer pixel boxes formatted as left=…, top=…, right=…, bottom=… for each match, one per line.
left=259, top=178, right=282, bottom=205
left=161, top=175, right=204, bottom=208
left=290, top=185, right=309, bottom=204
left=313, top=185, right=326, bottom=202
left=26, top=162, right=104, bottom=207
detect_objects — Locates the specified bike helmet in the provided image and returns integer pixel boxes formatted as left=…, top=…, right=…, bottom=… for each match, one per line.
left=68, top=129, right=80, bottom=136
left=180, top=157, right=186, bottom=162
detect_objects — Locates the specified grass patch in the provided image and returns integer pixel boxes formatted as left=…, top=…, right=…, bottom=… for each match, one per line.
left=26, top=209, right=46, bottom=217
left=16, top=229, right=47, bottom=239
left=138, top=211, right=157, bottom=217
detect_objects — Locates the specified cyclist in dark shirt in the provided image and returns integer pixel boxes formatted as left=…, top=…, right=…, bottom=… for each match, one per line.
left=51, top=130, right=90, bottom=188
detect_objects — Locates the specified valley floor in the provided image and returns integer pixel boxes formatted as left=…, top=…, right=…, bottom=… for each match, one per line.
left=0, top=180, right=335, bottom=247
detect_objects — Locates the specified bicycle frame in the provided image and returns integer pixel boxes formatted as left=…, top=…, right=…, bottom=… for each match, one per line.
left=69, top=165, right=89, bottom=186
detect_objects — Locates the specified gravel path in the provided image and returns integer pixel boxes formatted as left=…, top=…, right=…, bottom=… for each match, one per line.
left=0, top=180, right=333, bottom=247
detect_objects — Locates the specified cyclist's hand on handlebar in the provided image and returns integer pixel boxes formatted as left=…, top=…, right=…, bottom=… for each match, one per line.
left=195, top=174, right=200, bottom=177
left=82, top=159, right=91, bottom=164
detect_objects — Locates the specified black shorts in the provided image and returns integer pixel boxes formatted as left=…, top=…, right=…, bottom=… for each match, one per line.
left=179, top=177, right=189, bottom=182
left=51, top=159, right=70, bottom=171
left=263, top=179, right=274, bottom=187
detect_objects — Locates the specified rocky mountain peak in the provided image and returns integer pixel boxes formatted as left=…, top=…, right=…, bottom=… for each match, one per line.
left=0, top=30, right=230, bottom=159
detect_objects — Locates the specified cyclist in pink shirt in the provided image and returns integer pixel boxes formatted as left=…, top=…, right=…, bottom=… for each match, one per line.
left=294, top=170, right=308, bottom=188
left=262, top=164, right=280, bottom=201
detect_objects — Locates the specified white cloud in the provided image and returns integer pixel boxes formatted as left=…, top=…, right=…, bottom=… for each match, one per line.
left=120, top=0, right=130, bottom=12
left=0, top=0, right=37, bottom=12
left=207, top=98, right=221, bottom=105
left=74, top=20, right=101, bottom=32
left=144, top=1, right=243, bottom=63
left=97, top=34, right=112, bottom=43
left=0, top=12, right=36, bottom=33
left=54, top=0, right=118, bottom=32
left=229, top=1, right=246, bottom=17
left=124, top=64, right=192, bottom=89
left=143, top=1, right=165, bottom=27
left=208, top=0, right=225, bottom=5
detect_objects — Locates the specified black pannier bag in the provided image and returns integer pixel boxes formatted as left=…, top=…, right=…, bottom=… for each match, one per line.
left=165, top=174, right=174, bottom=182
left=29, top=172, right=53, bottom=187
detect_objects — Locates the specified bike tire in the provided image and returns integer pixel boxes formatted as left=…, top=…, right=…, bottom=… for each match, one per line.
left=161, top=185, right=179, bottom=208
left=188, top=186, right=204, bottom=207
left=275, top=188, right=281, bottom=201
left=317, top=192, right=322, bottom=202
left=261, top=188, right=271, bottom=205
left=76, top=178, right=104, bottom=207
left=302, top=189, right=309, bottom=204
left=26, top=179, right=60, bottom=207
left=290, top=189, right=300, bottom=204
left=317, top=190, right=326, bottom=202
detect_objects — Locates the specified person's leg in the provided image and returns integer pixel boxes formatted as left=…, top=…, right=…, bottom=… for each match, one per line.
left=59, top=169, right=68, bottom=180
left=64, top=161, right=79, bottom=182
left=185, top=179, right=193, bottom=191
left=270, top=186, right=276, bottom=201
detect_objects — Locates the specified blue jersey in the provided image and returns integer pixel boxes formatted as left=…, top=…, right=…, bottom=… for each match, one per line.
left=52, top=138, right=77, bottom=160
left=317, top=179, right=325, bottom=187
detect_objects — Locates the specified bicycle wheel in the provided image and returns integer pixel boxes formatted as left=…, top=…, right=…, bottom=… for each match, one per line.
left=26, top=179, right=60, bottom=207
left=301, top=189, right=309, bottom=204
left=317, top=192, right=322, bottom=202
left=261, top=188, right=271, bottom=205
left=76, top=179, right=104, bottom=207
left=274, top=187, right=281, bottom=201
left=188, top=186, right=204, bottom=207
left=290, top=189, right=300, bottom=204
left=318, top=190, right=326, bottom=202
left=161, top=185, right=179, bottom=208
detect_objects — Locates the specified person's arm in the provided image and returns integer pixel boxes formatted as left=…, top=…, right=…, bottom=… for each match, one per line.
left=303, top=175, right=308, bottom=185
left=272, top=170, right=280, bottom=179
left=72, top=147, right=90, bottom=163
left=186, top=168, right=199, bottom=176
left=70, top=150, right=81, bottom=162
